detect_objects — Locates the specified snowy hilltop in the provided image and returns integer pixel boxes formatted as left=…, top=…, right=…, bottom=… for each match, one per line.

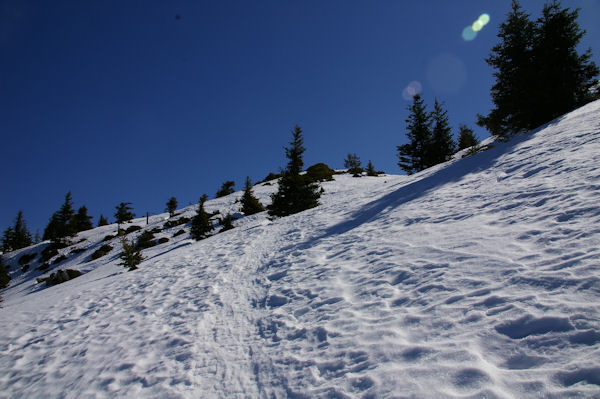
left=1, top=100, right=600, bottom=398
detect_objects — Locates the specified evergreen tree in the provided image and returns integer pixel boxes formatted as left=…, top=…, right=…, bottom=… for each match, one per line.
left=114, top=202, right=135, bottom=224
left=73, top=206, right=93, bottom=233
left=0, top=256, right=10, bottom=289
left=118, top=236, right=143, bottom=271
left=216, top=181, right=235, bottom=198
left=428, top=99, right=456, bottom=165
left=344, top=153, right=363, bottom=177
left=98, top=214, right=109, bottom=227
left=478, top=0, right=535, bottom=137
left=166, top=197, right=178, bottom=217
left=457, top=124, right=480, bottom=151
left=366, top=160, right=378, bottom=176
left=190, top=195, right=214, bottom=240
left=33, top=230, right=41, bottom=244
left=240, top=176, right=264, bottom=216
left=529, top=1, right=599, bottom=127
left=219, top=213, right=235, bottom=233
left=268, top=125, right=321, bottom=217
left=397, top=94, right=432, bottom=174
left=1, top=211, right=32, bottom=252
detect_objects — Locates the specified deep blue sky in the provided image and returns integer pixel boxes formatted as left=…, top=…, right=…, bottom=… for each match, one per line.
left=2, top=0, right=599, bottom=236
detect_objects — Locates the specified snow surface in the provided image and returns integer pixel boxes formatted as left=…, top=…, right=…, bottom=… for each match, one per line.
left=1, top=101, right=600, bottom=398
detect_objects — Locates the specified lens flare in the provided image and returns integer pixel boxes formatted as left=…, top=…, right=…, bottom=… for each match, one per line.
left=462, top=26, right=477, bottom=41
left=472, top=20, right=484, bottom=32
left=479, top=13, right=490, bottom=26
left=402, top=81, right=422, bottom=100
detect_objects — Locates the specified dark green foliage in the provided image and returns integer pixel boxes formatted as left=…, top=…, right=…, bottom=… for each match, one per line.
left=0, top=257, right=10, bottom=289
left=262, top=172, right=282, bottom=183
left=98, top=215, right=109, bottom=227
left=397, top=94, right=432, bottom=174
left=53, top=255, right=68, bottom=265
left=136, top=230, right=156, bottom=250
left=240, top=176, right=264, bottom=216
left=42, top=269, right=81, bottom=286
left=114, top=202, right=135, bottom=224
left=174, top=229, right=186, bottom=237
left=119, top=237, right=143, bottom=271
left=163, top=216, right=190, bottom=229
left=157, top=237, right=169, bottom=244
left=90, top=244, right=113, bottom=261
left=2, top=210, right=33, bottom=252
left=39, top=241, right=68, bottom=263
left=44, top=192, right=77, bottom=242
left=219, top=213, right=235, bottom=233
left=344, top=153, right=363, bottom=177
left=306, top=163, right=335, bottom=182
left=216, top=181, right=235, bottom=198
left=21, top=265, right=29, bottom=272
left=429, top=99, right=456, bottom=165
left=18, top=253, right=36, bottom=266
left=166, top=197, right=178, bottom=217
left=479, top=0, right=599, bottom=136
left=36, top=263, right=50, bottom=271
left=124, top=225, right=142, bottom=234
left=366, top=160, right=378, bottom=176
left=457, top=124, right=480, bottom=151
left=190, top=195, right=214, bottom=240
left=73, top=206, right=93, bottom=233
left=268, top=125, right=321, bottom=218
left=103, top=234, right=115, bottom=242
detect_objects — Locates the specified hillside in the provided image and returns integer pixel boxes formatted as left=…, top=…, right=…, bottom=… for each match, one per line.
left=1, top=100, right=600, bottom=398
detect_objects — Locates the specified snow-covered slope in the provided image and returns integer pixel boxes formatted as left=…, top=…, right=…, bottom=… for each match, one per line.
left=1, top=101, right=600, bottom=398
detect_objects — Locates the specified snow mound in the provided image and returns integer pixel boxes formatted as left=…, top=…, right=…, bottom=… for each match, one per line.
left=1, top=100, right=600, bottom=398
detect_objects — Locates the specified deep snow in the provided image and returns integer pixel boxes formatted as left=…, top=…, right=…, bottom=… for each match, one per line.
left=1, top=100, right=600, bottom=398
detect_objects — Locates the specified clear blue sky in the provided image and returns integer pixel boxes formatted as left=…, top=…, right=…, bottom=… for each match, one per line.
left=2, top=0, right=599, bottom=236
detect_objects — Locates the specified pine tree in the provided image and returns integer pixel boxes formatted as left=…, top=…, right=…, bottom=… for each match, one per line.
left=73, top=206, right=93, bottom=233
left=397, top=94, right=432, bottom=174
left=529, top=1, right=599, bottom=127
left=457, top=124, right=480, bottom=151
left=216, top=181, right=235, bottom=198
left=114, top=202, right=135, bottom=224
left=98, top=214, right=109, bottom=227
left=240, top=176, right=264, bottom=216
left=118, top=236, right=143, bottom=271
left=165, top=197, right=178, bottom=217
left=366, top=160, right=378, bottom=176
left=190, top=195, right=214, bottom=240
left=1, top=211, right=32, bottom=252
left=219, top=213, right=235, bottom=232
left=428, top=99, right=456, bottom=166
left=268, top=125, right=321, bottom=217
left=478, top=0, right=535, bottom=137
left=344, top=153, right=363, bottom=177
left=0, top=256, right=10, bottom=289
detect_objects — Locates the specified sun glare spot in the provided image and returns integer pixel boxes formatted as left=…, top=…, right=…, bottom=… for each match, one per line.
left=472, top=20, right=484, bottom=32
left=402, top=81, right=422, bottom=100
left=462, top=26, right=477, bottom=41
left=479, top=13, right=490, bottom=26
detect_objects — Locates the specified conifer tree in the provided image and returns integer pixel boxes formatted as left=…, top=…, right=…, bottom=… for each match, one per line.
left=268, top=125, right=321, bottom=217
left=397, top=94, right=432, bottom=174
left=98, top=215, right=109, bottom=227
left=119, top=236, right=143, bottom=271
left=73, top=206, right=93, bottom=233
left=166, top=197, right=178, bottom=217
left=529, top=1, right=599, bottom=127
left=219, top=213, right=235, bottom=233
left=366, top=160, right=378, bottom=176
left=0, top=256, right=10, bottom=289
left=477, top=0, right=535, bottom=137
left=457, top=124, right=480, bottom=151
left=216, top=181, right=235, bottom=198
left=240, top=176, right=264, bottom=216
left=428, top=99, right=456, bottom=165
left=190, top=195, right=214, bottom=240
left=344, top=153, right=363, bottom=177
left=1, top=211, right=33, bottom=252
left=114, top=202, right=135, bottom=224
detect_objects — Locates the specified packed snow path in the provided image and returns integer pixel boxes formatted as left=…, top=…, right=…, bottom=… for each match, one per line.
left=1, top=100, right=600, bottom=398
